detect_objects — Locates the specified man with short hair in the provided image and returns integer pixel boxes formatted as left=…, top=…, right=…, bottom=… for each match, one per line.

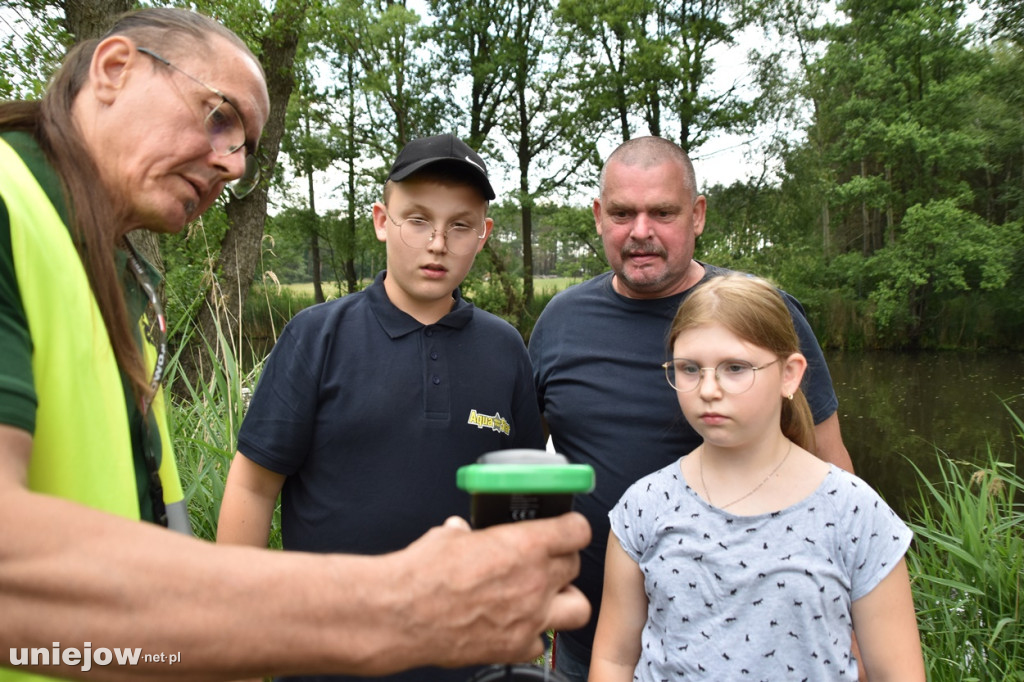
left=529, top=135, right=853, bottom=681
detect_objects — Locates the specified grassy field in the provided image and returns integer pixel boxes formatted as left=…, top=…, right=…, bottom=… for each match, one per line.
left=280, top=281, right=347, bottom=300
left=531, top=276, right=581, bottom=296
left=280, top=275, right=583, bottom=300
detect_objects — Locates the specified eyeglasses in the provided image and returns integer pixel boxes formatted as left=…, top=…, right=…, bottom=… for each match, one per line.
left=662, top=358, right=780, bottom=394
left=137, top=47, right=260, bottom=199
left=383, top=206, right=486, bottom=255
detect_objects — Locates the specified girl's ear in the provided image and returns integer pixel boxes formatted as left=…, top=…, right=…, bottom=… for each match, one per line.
left=781, top=352, right=807, bottom=399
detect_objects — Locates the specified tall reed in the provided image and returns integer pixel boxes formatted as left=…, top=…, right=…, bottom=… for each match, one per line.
left=905, top=415, right=1023, bottom=680
left=166, top=318, right=281, bottom=547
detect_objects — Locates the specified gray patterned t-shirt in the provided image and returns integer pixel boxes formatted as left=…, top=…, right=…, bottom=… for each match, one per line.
left=609, top=461, right=912, bottom=681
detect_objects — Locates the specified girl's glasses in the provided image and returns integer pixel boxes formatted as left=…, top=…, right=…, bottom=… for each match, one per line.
left=662, top=358, right=780, bottom=394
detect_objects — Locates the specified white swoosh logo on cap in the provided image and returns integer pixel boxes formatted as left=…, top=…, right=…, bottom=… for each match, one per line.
left=464, top=156, right=484, bottom=171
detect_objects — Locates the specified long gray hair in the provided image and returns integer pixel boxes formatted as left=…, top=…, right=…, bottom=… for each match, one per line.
left=0, top=8, right=260, bottom=404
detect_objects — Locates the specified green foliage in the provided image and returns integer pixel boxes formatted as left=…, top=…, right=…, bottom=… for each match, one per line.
left=811, top=253, right=875, bottom=349
left=0, top=2, right=68, bottom=99
left=463, top=237, right=527, bottom=330
left=160, top=210, right=232, bottom=343
left=167, top=296, right=283, bottom=547
left=530, top=203, right=607, bottom=279
left=243, top=281, right=317, bottom=355
left=906, top=438, right=1024, bottom=680
left=263, top=207, right=325, bottom=284
left=865, top=200, right=1021, bottom=345
left=982, top=0, right=1024, bottom=47
left=555, top=0, right=754, bottom=147
left=166, top=320, right=280, bottom=547
left=183, top=0, right=272, bottom=50
left=751, top=0, right=1024, bottom=350
left=4, top=0, right=1021, bottom=351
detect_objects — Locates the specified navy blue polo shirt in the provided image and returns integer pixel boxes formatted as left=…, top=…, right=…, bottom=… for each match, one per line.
left=237, top=270, right=545, bottom=557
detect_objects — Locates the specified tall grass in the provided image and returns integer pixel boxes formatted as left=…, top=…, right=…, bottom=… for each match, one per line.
left=167, top=317, right=281, bottom=547
left=905, top=408, right=1023, bottom=680
left=243, top=282, right=317, bottom=350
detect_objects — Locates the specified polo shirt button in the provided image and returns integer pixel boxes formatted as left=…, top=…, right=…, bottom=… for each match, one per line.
left=432, top=376, right=441, bottom=385
left=425, top=328, right=434, bottom=337
left=430, top=351, right=439, bottom=360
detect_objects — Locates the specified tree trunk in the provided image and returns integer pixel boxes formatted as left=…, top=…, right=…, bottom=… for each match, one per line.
left=176, top=0, right=309, bottom=391
left=343, top=54, right=358, bottom=294
left=519, top=137, right=534, bottom=310
left=306, top=161, right=324, bottom=304
left=63, top=0, right=132, bottom=41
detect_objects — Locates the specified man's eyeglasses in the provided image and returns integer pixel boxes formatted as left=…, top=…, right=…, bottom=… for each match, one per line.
left=137, top=47, right=260, bottom=199
left=383, top=206, right=486, bottom=255
left=662, top=358, right=780, bottom=394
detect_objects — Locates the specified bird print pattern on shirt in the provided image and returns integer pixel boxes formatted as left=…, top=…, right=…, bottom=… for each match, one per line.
left=610, top=462, right=912, bottom=682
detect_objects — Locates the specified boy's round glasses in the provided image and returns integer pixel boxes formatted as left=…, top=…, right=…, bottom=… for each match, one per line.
left=384, top=207, right=486, bottom=255
left=662, top=358, right=780, bottom=394
left=136, top=47, right=260, bottom=199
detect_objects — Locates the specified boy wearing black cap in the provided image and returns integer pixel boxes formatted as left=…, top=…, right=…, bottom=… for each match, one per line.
left=218, top=135, right=545, bottom=682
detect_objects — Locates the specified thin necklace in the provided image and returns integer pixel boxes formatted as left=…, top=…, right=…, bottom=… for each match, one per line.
left=699, top=440, right=793, bottom=510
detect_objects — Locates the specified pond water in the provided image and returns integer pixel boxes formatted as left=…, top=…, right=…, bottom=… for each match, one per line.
left=827, top=351, right=1024, bottom=519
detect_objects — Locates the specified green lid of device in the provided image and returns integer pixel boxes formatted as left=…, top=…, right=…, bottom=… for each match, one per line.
left=457, top=449, right=596, bottom=494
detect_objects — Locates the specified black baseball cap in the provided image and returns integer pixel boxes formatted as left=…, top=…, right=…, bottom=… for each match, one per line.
left=387, top=134, right=496, bottom=200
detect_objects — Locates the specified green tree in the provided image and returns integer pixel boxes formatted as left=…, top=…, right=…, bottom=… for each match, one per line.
left=557, top=0, right=756, bottom=148
left=0, top=2, right=68, bottom=100
left=554, top=0, right=651, bottom=141
left=865, top=199, right=1021, bottom=345
left=175, top=0, right=312, bottom=390
left=279, top=14, right=343, bottom=303
left=428, top=0, right=515, bottom=146
left=341, top=1, right=449, bottom=153
left=752, top=0, right=843, bottom=256
left=497, top=0, right=604, bottom=317
left=786, top=0, right=1023, bottom=346
left=983, top=0, right=1024, bottom=47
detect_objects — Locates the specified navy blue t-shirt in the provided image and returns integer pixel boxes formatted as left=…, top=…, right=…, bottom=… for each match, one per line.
left=528, top=264, right=839, bottom=660
left=238, top=271, right=545, bottom=682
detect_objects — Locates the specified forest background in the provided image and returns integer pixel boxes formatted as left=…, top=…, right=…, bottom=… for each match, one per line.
left=2, top=0, right=1022, bottom=386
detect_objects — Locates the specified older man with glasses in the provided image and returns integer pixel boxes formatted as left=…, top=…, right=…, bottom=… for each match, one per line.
left=0, top=9, right=589, bottom=682
left=135, top=46, right=261, bottom=200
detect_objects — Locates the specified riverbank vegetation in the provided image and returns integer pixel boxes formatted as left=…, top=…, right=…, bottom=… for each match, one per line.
left=906, top=441, right=1023, bottom=680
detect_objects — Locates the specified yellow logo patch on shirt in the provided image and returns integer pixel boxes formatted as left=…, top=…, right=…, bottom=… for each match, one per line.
left=466, top=409, right=511, bottom=435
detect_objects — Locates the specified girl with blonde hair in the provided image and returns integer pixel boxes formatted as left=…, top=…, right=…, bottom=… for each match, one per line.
left=591, top=274, right=924, bottom=681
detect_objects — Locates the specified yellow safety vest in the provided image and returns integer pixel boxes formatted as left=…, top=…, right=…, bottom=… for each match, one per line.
left=0, top=137, right=186, bottom=526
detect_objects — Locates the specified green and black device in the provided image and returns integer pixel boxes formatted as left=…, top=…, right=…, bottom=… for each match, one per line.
left=457, top=449, right=595, bottom=682
left=456, top=449, right=595, bottom=528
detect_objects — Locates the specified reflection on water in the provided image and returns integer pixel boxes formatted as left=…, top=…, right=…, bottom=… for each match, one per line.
left=827, top=351, right=1024, bottom=519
